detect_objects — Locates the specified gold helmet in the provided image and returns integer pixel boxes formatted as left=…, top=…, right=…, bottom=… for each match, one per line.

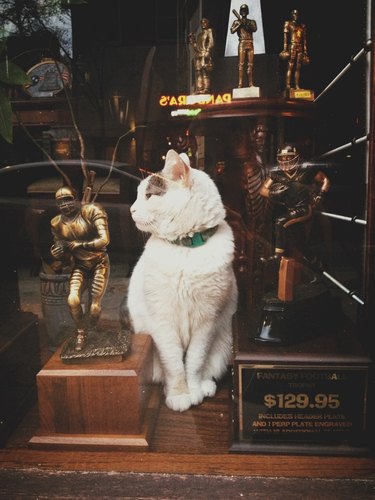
left=55, top=186, right=78, bottom=216
left=55, top=186, right=76, bottom=200
left=277, top=145, right=300, bottom=171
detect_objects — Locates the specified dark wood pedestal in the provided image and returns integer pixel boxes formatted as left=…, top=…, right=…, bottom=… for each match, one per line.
left=29, top=334, right=161, bottom=451
left=231, top=313, right=374, bottom=455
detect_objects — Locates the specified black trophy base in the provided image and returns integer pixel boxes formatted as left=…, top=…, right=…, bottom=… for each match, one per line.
left=253, top=281, right=339, bottom=346
left=231, top=313, right=374, bottom=456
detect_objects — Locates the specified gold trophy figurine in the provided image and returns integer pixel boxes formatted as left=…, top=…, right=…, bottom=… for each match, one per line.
left=188, top=18, right=214, bottom=95
left=230, top=4, right=260, bottom=99
left=279, top=9, right=313, bottom=100
left=231, top=4, right=257, bottom=88
left=50, top=186, right=110, bottom=353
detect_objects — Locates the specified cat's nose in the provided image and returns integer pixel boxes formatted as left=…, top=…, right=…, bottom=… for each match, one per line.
left=130, top=204, right=136, bottom=214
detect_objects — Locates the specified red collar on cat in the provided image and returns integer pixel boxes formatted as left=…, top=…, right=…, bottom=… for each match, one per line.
left=172, top=225, right=218, bottom=247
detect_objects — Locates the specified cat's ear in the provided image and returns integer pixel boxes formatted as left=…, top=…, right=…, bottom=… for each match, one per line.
left=179, top=152, right=190, bottom=167
left=163, top=149, right=191, bottom=186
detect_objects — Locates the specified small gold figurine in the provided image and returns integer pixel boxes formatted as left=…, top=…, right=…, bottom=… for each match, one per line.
left=188, top=18, right=214, bottom=95
left=230, top=4, right=257, bottom=88
left=279, top=9, right=310, bottom=91
left=50, top=186, right=110, bottom=352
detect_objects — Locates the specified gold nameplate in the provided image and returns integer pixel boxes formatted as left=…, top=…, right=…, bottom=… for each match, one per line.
left=289, top=88, right=315, bottom=101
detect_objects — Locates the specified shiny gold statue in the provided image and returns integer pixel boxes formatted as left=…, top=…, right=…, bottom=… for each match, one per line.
left=188, top=18, right=214, bottom=94
left=230, top=4, right=257, bottom=88
left=50, top=186, right=110, bottom=352
left=279, top=9, right=310, bottom=90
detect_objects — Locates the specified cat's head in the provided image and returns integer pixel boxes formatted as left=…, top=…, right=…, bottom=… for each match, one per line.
left=131, top=149, right=226, bottom=241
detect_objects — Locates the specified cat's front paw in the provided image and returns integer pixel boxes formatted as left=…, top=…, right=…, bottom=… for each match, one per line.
left=165, top=393, right=192, bottom=412
left=201, top=379, right=217, bottom=398
left=188, top=384, right=205, bottom=406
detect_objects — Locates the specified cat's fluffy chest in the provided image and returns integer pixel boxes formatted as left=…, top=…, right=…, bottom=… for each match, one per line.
left=131, top=221, right=235, bottom=339
left=139, top=229, right=233, bottom=306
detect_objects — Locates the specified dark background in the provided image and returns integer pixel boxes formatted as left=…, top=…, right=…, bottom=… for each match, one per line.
left=0, top=0, right=371, bottom=323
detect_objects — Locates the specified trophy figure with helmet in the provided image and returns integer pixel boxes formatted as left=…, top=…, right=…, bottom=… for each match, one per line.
left=259, top=144, right=329, bottom=266
left=50, top=186, right=111, bottom=353
left=254, top=144, right=332, bottom=345
left=279, top=9, right=314, bottom=99
left=230, top=3, right=260, bottom=98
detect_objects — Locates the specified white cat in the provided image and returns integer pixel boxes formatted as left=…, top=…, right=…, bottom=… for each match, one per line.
left=124, top=149, right=238, bottom=412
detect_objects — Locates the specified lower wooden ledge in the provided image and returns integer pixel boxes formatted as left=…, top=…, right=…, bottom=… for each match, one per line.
left=29, top=384, right=162, bottom=451
left=229, top=441, right=373, bottom=457
left=1, top=380, right=375, bottom=478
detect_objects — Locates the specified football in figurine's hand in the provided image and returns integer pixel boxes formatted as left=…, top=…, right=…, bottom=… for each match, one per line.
left=279, top=50, right=289, bottom=60
left=269, top=182, right=288, bottom=195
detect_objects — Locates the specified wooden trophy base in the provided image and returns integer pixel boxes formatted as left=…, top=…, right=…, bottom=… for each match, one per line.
left=29, top=334, right=162, bottom=451
left=231, top=312, right=374, bottom=456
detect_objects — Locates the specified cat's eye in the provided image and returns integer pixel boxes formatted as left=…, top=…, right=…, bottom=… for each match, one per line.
left=145, top=193, right=152, bottom=199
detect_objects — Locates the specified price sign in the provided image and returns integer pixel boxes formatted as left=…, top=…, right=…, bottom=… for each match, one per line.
left=263, top=393, right=340, bottom=409
left=237, top=364, right=369, bottom=447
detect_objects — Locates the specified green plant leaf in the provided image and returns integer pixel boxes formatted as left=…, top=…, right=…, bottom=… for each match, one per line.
left=0, top=61, right=32, bottom=85
left=0, top=87, right=13, bottom=143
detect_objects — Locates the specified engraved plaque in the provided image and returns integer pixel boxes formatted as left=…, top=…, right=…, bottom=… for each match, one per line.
left=288, top=88, right=314, bottom=100
left=231, top=362, right=371, bottom=454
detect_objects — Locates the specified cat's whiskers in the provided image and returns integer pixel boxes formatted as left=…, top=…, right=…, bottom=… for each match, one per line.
left=134, top=218, right=158, bottom=242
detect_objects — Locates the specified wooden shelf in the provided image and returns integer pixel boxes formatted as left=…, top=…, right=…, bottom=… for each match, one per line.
left=193, top=97, right=316, bottom=120
left=0, top=312, right=374, bottom=482
left=0, top=322, right=374, bottom=499
left=11, top=97, right=72, bottom=126
left=1, top=361, right=375, bottom=480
